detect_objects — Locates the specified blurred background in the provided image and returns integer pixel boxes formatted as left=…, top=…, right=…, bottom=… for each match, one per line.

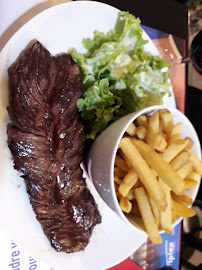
left=177, top=2, right=202, bottom=270
left=181, top=1, right=202, bottom=145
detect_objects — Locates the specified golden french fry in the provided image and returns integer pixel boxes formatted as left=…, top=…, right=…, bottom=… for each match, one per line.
left=131, top=201, right=141, bottom=217
left=119, top=138, right=167, bottom=210
left=115, top=155, right=129, bottom=172
left=148, top=112, right=167, bottom=151
left=147, top=193, right=160, bottom=228
left=146, top=111, right=167, bottom=151
left=184, top=137, right=194, bottom=150
left=159, top=109, right=173, bottom=135
left=187, top=171, right=201, bottom=181
left=169, top=122, right=182, bottom=145
left=114, top=167, right=127, bottom=178
left=119, top=197, right=132, bottom=213
left=119, top=149, right=132, bottom=168
left=135, top=187, right=162, bottom=244
left=161, top=139, right=189, bottom=163
left=114, top=175, right=122, bottom=185
left=162, top=133, right=168, bottom=141
left=136, top=114, right=148, bottom=128
left=159, top=118, right=163, bottom=134
left=151, top=169, right=158, bottom=178
left=171, top=200, right=179, bottom=223
left=126, top=122, right=136, bottom=136
left=171, top=192, right=192, bottom=206
left=176, top=162, right=193, bottom=179
left=170, top=151, right=190, bottom=170
left=187, top=149, right=202, bottom=174
left=184, top=179, right=198, bottom=189
left=118, top=169, right=138, bottom=197
left=146, top=129, right=167, bottom=152
left=172, top=200, right=196, bottom=217
left=159, top=179, right=172, bottom=233
left=126, top=188, right=136, bottom=201
left=136, top=126, right=147, bottom=141
left=148, top=111, right=159, bottom=133
left=131, top=138, right=184, bottom=195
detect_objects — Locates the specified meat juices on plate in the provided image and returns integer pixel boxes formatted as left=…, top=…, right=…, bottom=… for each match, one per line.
left=7, top=41, right=101, bottom=253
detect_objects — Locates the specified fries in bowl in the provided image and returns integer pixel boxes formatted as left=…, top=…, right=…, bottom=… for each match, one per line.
left=115, top=109, right=202, bottom=243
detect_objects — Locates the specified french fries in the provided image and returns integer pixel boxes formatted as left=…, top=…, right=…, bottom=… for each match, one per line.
left=172, top=200, right=196, bottom=217
left=159, top=179, right=172, bottom=233
left=146, top=111, right=167, bottom=152
left=131, top=138, right=185, bottom=195
left=136, top=126, right=147, bottom=140
left=171, top=192, right=192, bottom=206
left=161, top=139, right=189, bottom=163
left=186, top=149, right=202, bottom=174
left=171, top=199, right=179, bottom=223
left=187, top=171, right=201, bottom=181
left=169, top=122, right=182, bottom=145
left=176, top=162, right=193, bottom=179
left=115, top=156, right=128, bottom=172
left=113, top=109, right=201, bottom=244
left=126, top=123, right=136, bottom=136
left=119, top=149, right=132, bottom=168
left=119, top=197, right=132, bottom=213
left=126, top=188, right=136, bottom=201
left=118, top=169, right=138, bottom=197
left=184, top=137, right=194, bottom=150
left=147, top=193, right=160, bottom=227
left=159, top=109, right=173, bottom=135
left=135, top=187, right=162, bottom=244
left=184, top=179, right=198, bottom=188
left=136, top=114, right=148, bottom=128
left=148, top=111, right=159, bottom=133
left=170, top=151, right=190, bottom=170
left=119, top=138, right=167, bottom=211
left=146, top=128, right=167, bottom=152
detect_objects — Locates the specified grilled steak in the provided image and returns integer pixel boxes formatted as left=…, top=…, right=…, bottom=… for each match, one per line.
left=7, top=41, right=101, bottom=253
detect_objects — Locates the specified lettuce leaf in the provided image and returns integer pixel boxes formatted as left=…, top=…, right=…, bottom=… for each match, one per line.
left=70, top=11, right=171, bottom=140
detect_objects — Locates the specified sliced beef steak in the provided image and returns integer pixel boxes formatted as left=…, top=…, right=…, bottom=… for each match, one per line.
left=7, top=41, right=101, bottom=253
left=8, top=41, right=55, bottom=137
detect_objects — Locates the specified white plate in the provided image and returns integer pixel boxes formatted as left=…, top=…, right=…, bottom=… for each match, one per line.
left=0, top=1, right=176, bottom=270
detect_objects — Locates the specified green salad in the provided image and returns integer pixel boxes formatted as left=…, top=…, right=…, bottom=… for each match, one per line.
left=70, top=11, right=171, bottom=140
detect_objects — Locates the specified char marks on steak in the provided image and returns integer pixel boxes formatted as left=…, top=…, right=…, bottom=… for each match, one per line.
left=7, top=41, right=101, bottom=253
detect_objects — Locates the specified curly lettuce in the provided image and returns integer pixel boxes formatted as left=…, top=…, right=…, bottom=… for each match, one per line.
left=70, top=11, right=171, bottom=140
